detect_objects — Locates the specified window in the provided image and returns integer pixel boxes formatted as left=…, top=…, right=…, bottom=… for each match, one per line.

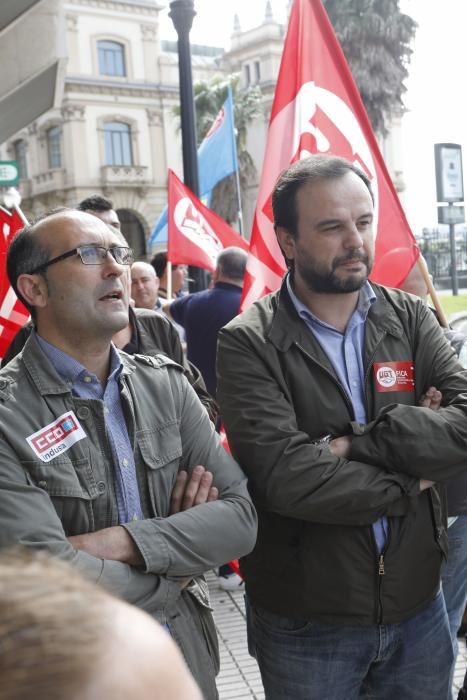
left=98, top=40, right=126, bottom=77
left=46, top=126, right=62, bottom=169
left=14, top=140, right=28, bottom=179
left=244, top=64, right=251, bottom=86
left=104, top=122, right=133, bottom=166
left=254, top=60, right=261, bottom=83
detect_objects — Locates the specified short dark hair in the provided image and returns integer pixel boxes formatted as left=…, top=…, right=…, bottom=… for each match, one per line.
left=217, top=247, right=248, bottom=281
left=77, top=195, right=114, bottom=213
left=272, top=155, right=374, bottom=237
left=6, top=221, right=52, bottom=318
left=151, top=252, right=179, bottom=278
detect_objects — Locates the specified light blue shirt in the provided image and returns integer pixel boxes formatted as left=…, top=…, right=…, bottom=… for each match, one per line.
left=35, top=333, right=143, bottom=524
left=286, top=276, right=389, bottom=552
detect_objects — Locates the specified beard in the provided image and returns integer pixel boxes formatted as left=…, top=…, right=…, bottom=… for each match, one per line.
left=296, top=250, right=373, bottom=294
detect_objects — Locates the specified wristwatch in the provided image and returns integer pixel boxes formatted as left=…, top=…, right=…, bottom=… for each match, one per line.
left=311, top=434, right=332, bottom=445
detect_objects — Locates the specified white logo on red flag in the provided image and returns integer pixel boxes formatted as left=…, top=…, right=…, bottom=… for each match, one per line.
left=242, top=0, right=418, bottom=310
left=168, top=169, right=249, bottom=272
left=174, top=197, right=223, bottom=267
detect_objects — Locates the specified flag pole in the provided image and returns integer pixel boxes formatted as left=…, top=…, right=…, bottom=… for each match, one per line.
left=418, top=256, right=449, bottom=328
left=228, top=85, right=244, bottom=237
left=167, top=260, right=173, bottom=301
left=14, top=205, right=29, bottom=226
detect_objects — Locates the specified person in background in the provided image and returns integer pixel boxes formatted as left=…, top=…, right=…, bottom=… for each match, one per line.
left=151, top=251, right=187, bottom=346
left=217, top=154, right=467, bottom=699
left=151, top=251, right=187, bottom=300
left=399, top=255, right=467, bottom=700
left=164, top=247, right=248, bottom=398
left=131, top=261, right=162, bottom=312
left=0, top=550, right=202, bottom=700
left=165, top=246, right=248, bottom=592
left=77, top=194, right=121, bottom=230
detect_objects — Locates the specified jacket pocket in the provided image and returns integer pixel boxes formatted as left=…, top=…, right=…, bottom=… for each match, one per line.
left=23, top=457, right=99, bottom=533
left=137, top=422, right=183, bottom=516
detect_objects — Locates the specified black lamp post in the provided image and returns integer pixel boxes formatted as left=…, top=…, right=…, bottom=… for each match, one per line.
left=169, top=0, right=206, bottom=292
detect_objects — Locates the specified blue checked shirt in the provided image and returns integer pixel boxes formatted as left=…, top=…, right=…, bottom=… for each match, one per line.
left=36, top=333, right=143, bottom=524
left=287, top=277, right=389, bottom=553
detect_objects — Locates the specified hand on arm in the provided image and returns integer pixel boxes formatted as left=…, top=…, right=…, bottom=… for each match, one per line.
left=329, top=387, right=442, bottom=491
left=170, top=465, right=219, bottom=514
left=69, top=466, right=219, bottom=573
left=69, top=526, right=144, bottom=566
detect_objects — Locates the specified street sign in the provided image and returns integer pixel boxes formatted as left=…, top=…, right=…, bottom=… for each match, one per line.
left=0, top=161, right=19, bottom=186
left=438, top=205, right=465, bottom=225
left=434, top=144, right=464, bottom=202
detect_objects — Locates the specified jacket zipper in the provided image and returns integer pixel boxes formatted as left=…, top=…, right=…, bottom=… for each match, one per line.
left=374, top=525, right=391, bottom=624
left=297, top=334, right=392, bottom=623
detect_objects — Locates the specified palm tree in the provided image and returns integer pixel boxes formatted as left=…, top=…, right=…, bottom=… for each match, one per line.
left=175, top=73, right=263, bottom=226
left=324, top=0, right=417, bottom=135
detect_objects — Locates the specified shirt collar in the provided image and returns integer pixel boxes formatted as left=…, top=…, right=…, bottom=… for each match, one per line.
left=286, top=274, right=376, bottom=330
left=35, top=331, right=123, bottom=386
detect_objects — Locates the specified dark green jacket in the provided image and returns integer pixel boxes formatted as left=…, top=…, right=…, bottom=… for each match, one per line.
left=217, top=279, right=467, bottom=625
left=0, top=335, right=257, bottom=698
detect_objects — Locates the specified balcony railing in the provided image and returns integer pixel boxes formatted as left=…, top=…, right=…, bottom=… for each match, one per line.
left=32, top=169, right=66, bottom=196
left=100, top=165, right=149, bottom=187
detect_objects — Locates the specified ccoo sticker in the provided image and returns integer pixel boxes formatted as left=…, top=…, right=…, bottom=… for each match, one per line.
left=26, top=411, right=86, bottom=463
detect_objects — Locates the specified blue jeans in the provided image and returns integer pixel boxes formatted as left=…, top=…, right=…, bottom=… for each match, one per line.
left=442, top=514, right=467, bottom=698
left=248, top=591, right=453, bottom=700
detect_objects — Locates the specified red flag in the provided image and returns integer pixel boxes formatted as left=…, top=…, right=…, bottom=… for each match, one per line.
left=0, top=206, right=30, bottom=359
left=242, top=0, right=418, bottom=309
left=168, top=169, right=248, bottom=272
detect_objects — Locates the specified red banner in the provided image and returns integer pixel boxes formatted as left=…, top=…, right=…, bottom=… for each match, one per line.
left=168, top=170, right=248, bottom=273
left=242, top=0, right=418, bottom=309
left=0, top=207, right=29, bottom=359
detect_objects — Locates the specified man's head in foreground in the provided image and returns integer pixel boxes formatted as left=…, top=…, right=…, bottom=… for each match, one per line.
left=7, top=209, right=132, bottom=351
left=272, top=154, right=375, bottom=295
left=77, top=194, right=121, bottom=230
left=131, top=261, right=160, bottom=309
left=0, top=550, right=201, bottom=700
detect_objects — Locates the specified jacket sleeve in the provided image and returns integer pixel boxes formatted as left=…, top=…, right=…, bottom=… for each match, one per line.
left=0, top=437, right=181, bottom=614
left=123, top=374, right=257, bottom=576
left=350, top=302, right=467, bottom=481
left=216, top=323, right=420, bottom=526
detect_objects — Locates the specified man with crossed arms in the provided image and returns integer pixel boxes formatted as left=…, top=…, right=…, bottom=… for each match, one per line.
left=0, top=208, right=256, bottom=699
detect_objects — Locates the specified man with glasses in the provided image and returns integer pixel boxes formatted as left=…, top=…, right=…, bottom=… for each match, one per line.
left=0, top=209, right=257, bottom=699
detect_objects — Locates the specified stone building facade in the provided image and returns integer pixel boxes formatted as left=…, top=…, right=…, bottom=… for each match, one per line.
left=0, top=0, right=404, bottom=256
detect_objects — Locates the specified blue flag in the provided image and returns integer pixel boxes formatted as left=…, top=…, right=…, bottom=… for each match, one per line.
left=148, top=87, right=238, bottom=246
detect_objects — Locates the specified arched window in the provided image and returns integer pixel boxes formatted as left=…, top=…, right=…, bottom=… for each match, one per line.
left=14, top=140, right=28, bottom=179
left=104, top=122, right=133, bottom=166
left=46, top=126, right=62, bottom=169
left=98, top=40, right=126, bottom=77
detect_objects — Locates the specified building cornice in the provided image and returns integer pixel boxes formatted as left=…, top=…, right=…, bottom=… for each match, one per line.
left=65, top=0, right=161, bottom=17
left=65, top=76, right=178, bottom=99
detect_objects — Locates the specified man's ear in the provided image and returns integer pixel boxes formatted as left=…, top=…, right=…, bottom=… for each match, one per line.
left=16, top=274, right=49, bottom=310
left=275, top=226, right=296, bottom=263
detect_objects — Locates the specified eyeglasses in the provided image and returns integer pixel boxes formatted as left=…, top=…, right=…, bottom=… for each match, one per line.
left=29, top=245, right=134, bottom=274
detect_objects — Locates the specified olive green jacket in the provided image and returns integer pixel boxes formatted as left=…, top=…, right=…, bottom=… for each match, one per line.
left=217, top=279, right=467, bottom=625
left=0, top=335, right=257, bottom=698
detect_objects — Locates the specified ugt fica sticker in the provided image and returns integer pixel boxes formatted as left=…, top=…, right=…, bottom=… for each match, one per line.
left=373, top=362, right=415, bottom=393
left=26, top=411, right=86, bottom=463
